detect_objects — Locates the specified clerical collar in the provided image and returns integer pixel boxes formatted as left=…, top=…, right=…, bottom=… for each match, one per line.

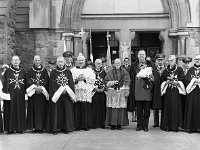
left=156, top=64, right=164, bottom=69
left=56, top=66, right=66, bottom=72
left=76, top=66, right=86, bottom=69
left=194, top=64, right=200, bottom=69
left=32, top=65, right=44, bottom=72
left=10, top=65, right=21, bottom=73
left=167, top=64, right=177, bottom=72
left=94, top=68, right=102, bottom=72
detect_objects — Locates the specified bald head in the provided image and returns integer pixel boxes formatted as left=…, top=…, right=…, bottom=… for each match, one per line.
left=11, top=55, right=21, bottom=68
left=57, top=56, right=65, bottom=68
left=33, top=55, right=42, bottom=67
left=77, top=53, right=85, bottom=67
left=194, top=54, right=200, bottom=65
left=114, top=59, right=122, bottom=69
left=95, top=59, right=102, bottom=69
left=168, top=55, right=176, bottom=66
left=138, top=50, right=146, bottom=62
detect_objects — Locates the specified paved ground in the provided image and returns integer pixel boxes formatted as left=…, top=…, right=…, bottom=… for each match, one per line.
left=0, top=112, right=200, bottom=150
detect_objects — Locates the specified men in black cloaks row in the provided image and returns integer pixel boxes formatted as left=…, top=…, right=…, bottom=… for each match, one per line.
left=153, top=54, right=165, bottom=127
left=46, top=57, right=75, bottom=134
left=160, top=55, right=186, bottom=132
left=92, top=59, right=106, bottom=129
left=128, top=50, right=161, bottom=132
left=184, top=54, right=200, bottom=133
left=2, top=55, right=27, bottom=134
left=26, top=55, right=49, bottom=133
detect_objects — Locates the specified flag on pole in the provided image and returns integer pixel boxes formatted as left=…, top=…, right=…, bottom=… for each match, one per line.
left=89, top=30, right=93, bottom=62
left=106, top=31, right=111, bottom=66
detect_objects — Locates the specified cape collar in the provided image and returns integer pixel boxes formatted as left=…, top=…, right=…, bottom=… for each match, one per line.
left=10, top=66, right=22, bottom=73
left=32, top=65, right=44, bottom=72
left=56, top=66, right=66, bottom=72
left=76, top=66, right=87, bottom=69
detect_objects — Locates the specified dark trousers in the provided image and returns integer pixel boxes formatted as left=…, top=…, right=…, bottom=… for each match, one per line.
left=136, top=101, right=151, bottom=129
left=153, top=109, right=159, bottom=126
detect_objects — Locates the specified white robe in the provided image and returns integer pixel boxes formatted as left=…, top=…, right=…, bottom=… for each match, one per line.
left=71, top=67, right=95, bottom=103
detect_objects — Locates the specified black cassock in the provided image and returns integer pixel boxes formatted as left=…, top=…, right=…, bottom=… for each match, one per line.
left=26, top=66, right=49, bottom=131
left=3, top=66, right=26, bottom=133
left=92, top=68, right=106, bottom=129
left=46, top=67, right=75, bottom=133
left=160, top=65, right=185, bottom=131
left=184, top=65, right=200, bottom=131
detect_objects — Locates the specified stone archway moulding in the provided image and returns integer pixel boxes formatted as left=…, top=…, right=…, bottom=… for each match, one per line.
left=60, top=0, right=191, bottom=31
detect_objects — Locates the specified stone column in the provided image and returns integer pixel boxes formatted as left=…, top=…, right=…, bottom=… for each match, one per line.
left=171, top=37, right=178, bottom=55
left=159, top=30, right=172, bottom=57
left=62, top=33, right=74, bottom=53
left=82, top=32, right=89, bottom=59
left=74, top=34, right=82, bottom=57
left=178, top=36, right=186, bottom=56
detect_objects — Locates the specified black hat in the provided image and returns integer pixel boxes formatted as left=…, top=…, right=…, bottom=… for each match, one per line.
left=48, top=60, right=56, bottom=65
left=182, top=57, right=192, bottom=64
left=155, top=54, right=165, bottom=60
left=63, top=51, right=73, bottom=58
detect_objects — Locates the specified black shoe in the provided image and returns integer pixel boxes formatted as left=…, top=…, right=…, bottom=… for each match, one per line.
left=17, top=131, right=25, bottom=134
left=173, top=129, right=178, bottom=132
left=153, top=124, right=159, bottom=128
left=165, top=130, right=170, bottom=132
left=143, top=128, right=149, bottom=132
left=8, top=131, right=14, bottom=134
left=188, top=130, right=196, bottom=134
left=101, top=126, right=105, bottom=129
left=52, top=132, right=57, bottom=135
left=117, top=126, right=122, bottom=130
left=111, top=126, right=116, bottom=130
left=39, top=130, right=44, bottom=134
left=75, top=128, right=80, bottom=131
left=136, top=127, right=142, bottom=131
left=83, top=128, right=89, bottom=131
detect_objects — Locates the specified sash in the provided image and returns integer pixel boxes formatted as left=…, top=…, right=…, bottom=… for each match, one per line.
left=52, top=85, right=76, bottom=103
left=26, top=84, right=49, bottom=100
left=161, top=81, right=186, bottom=96
left=186, top=78, right=200, bottom=94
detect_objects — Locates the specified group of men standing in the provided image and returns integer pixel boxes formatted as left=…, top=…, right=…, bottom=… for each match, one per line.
left=0, top=49, right=200, bottom=135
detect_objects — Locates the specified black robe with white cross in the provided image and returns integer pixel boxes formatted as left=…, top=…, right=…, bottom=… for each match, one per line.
left=26, top=65, right=49, bottom=131
left=160, top=65, right=185, bottom=131
left=3, top=66, right=26, bottom=132
left=184, top=65, right=200, bottom=131
left=46, top=67, right=75, bottom=133
left=92, top=68, right=106, bottom=129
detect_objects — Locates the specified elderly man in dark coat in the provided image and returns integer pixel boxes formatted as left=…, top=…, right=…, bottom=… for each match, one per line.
left=129, top=50, right=161, bottom=132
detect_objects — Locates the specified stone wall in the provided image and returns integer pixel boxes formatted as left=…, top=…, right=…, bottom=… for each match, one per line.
left=15, top=30, right=65, bottom=71
left=187, top=29, right=200, bottom=57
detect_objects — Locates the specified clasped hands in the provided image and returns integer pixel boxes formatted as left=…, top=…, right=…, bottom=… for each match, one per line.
left=107, top=81, right=118, bottom=87
left=35, top=86, right=43, bottom=94
left=76, top=74, right=86, bottom=82
left=194, top=78, right=200, bottom=84
left=166, top=77, right=179, bottom=86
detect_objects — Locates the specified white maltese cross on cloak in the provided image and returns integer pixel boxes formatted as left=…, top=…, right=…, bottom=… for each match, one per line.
left=56, top=72, right=69, bottom=86
left=31, top=73, right=44, bottom=86
left=9, top=73, right=24, bottom=89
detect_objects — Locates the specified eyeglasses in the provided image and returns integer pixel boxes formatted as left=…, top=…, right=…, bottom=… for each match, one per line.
left=194, top=58, right=200, bottom=61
